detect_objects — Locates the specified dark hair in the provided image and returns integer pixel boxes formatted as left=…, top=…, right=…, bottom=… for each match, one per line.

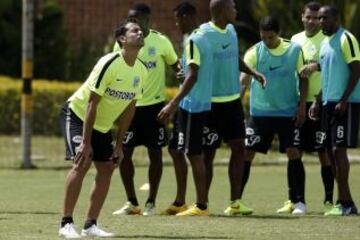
left=114, top=18, right=139, bottom=38
left=259, top=16, right=280, bottom=33
left=322, top=4, right=338, bottom=18
left=173, top=1, right=197, bottom=17
left=130, top=3, right=151, bottom=15
left=303, top=1, right=321, bottom=12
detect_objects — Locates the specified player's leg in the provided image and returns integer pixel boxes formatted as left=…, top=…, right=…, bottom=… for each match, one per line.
left=59, top=103, right=90, bottom=238
left=142, top=103, right=168, bottom=215
left=176, top=109, right=208, bottom=216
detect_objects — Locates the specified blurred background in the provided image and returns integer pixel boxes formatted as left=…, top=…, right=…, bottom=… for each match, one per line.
left=0, top=0, right=359, bottom=168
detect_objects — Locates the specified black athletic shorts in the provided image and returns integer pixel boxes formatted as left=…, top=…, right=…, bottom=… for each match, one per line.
left=321, top=102, right=360, bottom=148
left=59, top=103, right=113, bottom=162
left=245, top=116, right=300, bottom=153
left=122, top=102, right=168, bottom=149
left=177, top=108, right=208, bottom=155
left=299, top=102, right=326, bottom=152
left=203, top=98, right=246, bottom=149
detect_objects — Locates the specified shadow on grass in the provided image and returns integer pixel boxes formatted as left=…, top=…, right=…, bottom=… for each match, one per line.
left=0, top=211, right=59, bottom=215
left=109, top=235, right=233, bottom=239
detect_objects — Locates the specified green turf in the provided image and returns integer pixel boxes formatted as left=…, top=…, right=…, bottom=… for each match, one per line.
left=1, top=135, right=360, bottom=169
left=0, top=164, right=359, bottom=240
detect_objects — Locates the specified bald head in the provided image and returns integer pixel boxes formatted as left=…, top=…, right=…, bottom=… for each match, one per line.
left=209, top=0, right=236, bottom=24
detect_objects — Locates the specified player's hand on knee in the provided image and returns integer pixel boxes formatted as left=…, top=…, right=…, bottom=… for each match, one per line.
left=74, top=143, right=93, bottom=171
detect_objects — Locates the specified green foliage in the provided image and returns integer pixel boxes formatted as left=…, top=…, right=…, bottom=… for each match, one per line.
left=0, top=76, right=180, bottom=136
left=34, top=0, right=68, bottom=80
left=0, top=76, right=80, bottom=135
left=0, top=0, right=21, bottom=77
left=235, top=0, right=360, bottom=51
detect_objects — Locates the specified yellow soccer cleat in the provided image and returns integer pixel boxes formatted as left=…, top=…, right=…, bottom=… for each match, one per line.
left=224, top=199, right=253, bottom=216
left=160, top=204, right=188, bottom=216
left=323, top=201, right=333, bottom=214
left=277, top=200, right=294, bottom=214
left=112, top=201, right=141, bottom=215
left=176, top=205, right=209, bottom=216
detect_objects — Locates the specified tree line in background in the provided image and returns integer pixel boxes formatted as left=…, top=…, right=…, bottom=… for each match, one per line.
left=0, top=0, right=359, bottom=82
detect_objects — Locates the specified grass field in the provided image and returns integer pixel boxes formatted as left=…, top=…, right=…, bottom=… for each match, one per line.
left=1, top=164, right=360, bottom=240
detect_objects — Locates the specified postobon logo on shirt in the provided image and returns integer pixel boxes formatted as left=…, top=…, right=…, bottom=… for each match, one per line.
left=105, top=88, right=135, bottom=100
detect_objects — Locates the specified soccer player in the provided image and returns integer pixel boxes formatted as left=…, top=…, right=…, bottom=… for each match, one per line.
left=291, top=2, right=334, bottom=212
left=58, top=19, right=147, bottom=238
left=310, top=5, right=360, bottom=216
left=241, top=16, right=308, bottom=215
left=201, top=0, right=266, bottom=216
left=157, top=0, right=214, bottom=216
left=112, top=4, right=179, bottom=216
left=160, top=2, right=198, bottom=216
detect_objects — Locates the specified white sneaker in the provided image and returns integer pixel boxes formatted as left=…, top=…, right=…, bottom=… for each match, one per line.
left=81, top=224, right=114, bottom=237
left=292, top=202, right=306, bottom=215
left=143, top=202, right=156, bottom=216
left=58, top=223, right=81, bottom=239
left=112, top=201, right=141, bottom=215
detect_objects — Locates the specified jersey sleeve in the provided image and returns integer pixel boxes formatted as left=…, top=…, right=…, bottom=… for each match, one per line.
left=341, top=31, right=360, bottom=64
left=161, top=36, right=178, bottom=66
left=88, top=57, right=116, bottom=96
left=244, top=46, right=257, bottom=69
left=185, top=40, right=201, bottom=66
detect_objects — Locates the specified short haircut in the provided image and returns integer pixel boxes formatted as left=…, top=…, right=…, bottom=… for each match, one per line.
left=259, top=16, right=280, bottom=33
left=130, top=3, right=151, bottom=15
left=321, top=4, right=338, bottom=18
left=173, top=1, right=197, bottom=17
left=114, top=18, right=139, bottom=38
left=303, top=1, right=321, bottom=12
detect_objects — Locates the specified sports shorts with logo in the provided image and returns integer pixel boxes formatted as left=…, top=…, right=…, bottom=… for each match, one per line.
left=59, top=102, right=113, bottom=162
left=321, top=102, right=360, bottom=148
left=122, top=102, right=168, bottom=149
left=299, top=102, right=326, bottom=152
left=245, top=116, right=300, bottom=153
left=177, top=108, right=208, bottom=155
left=203, top=98, right=246, bottom=149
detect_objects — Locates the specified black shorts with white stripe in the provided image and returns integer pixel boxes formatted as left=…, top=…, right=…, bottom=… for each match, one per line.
left=321, top=102, right=360, bottom=148
left=59, top=102, right=113, bottom=161
left=177, top=108, right=208, bottom=155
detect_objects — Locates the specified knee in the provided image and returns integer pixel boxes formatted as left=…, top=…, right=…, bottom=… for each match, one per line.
left=286, top=148, right=300, bottom=160
left=96, top=162, right=115, bottom=176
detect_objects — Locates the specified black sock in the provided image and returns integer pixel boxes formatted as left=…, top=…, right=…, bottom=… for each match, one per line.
left=173, top=201, right=184, bottom=207
left=287, top=161, right=296, bottom=202
left=342, top=201, right=355, bottom=208
left=292, top=158, right=305, bottom=203
left=84, top=219, right=96, bottom=230
left=128, top=197, right=139, bottom=206
left=321, top=166, right=334, bottom=203
left=240, top=161, right=251, bottom=198
left=61, top=217, right=74, bottom=227
left=196, top=203, right=207, bottom=210
left=146, top=199, right=155, bottom=205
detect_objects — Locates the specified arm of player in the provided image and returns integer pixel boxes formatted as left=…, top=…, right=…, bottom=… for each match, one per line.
left=74, top=91, right=101, bottom=170
left=336, top=61, right=360, bottom=115
left=309, top=90, right=322, bottom=121
left=240, top=72, right=251, bottom=101
left=295, top=75, right=308, bottom=127
left=158, top=63, right=199, bottom=123
left=299, top=62, right=320, bottom=79
left=112, top=100, right=136, bottom=167
left=239, top=58, right=266, bottom=88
